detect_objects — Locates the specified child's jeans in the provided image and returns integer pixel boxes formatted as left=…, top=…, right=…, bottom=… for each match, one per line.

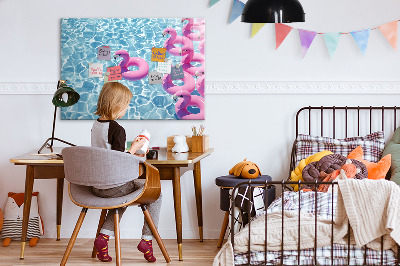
left=92, top=180, right=162, bottom=240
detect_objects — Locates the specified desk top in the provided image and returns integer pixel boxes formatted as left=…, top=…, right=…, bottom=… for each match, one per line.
left=10, top=147, right=214, bottom=166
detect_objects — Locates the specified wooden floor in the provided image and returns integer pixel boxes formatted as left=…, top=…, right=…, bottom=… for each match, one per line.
left=0, top=239, right=221, bottom=265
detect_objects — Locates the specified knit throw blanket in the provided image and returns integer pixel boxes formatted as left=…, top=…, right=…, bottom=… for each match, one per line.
left=213, top=179, right=400, bottom=266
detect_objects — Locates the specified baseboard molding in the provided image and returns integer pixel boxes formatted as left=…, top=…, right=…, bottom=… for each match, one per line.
left=1, top=81, right=400, bottom=95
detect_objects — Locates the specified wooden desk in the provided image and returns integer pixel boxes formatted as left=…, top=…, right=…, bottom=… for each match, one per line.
left=10, top=147, right=213, bottom=261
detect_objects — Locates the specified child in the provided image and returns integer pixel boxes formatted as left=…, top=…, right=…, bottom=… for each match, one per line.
left=91, top=82, right=162, bottom=263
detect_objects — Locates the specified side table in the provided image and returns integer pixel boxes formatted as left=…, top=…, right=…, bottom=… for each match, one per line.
left=215, top=175, right=275, bottom=248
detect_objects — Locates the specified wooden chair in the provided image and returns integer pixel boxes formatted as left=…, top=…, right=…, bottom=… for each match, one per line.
left=60, top=146, right=171, bottom=265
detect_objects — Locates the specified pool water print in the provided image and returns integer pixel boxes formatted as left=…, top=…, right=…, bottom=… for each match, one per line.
left=61, top=18, right=205, bottom=120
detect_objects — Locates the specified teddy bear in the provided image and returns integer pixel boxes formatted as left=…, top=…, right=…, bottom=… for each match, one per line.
left=1, top=192, right=44, bottom=247
left=229, top=159, right=261, bottom=179
left=172, top=135, right=189, bottom=153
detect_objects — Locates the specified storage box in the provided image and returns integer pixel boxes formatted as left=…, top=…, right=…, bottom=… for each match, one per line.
left=191, top=135, right=209, bottom=153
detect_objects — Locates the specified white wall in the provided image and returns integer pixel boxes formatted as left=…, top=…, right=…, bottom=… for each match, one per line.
left=1, top=0, right=400, bottom=240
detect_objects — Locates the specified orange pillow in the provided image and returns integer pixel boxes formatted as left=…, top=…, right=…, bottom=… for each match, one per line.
left=347, top=146, right=391, bottom=180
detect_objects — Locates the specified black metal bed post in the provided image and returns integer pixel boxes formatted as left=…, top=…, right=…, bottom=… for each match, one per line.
left=314, top=180, right=318, bottom=266
left=331, top=183, right=334, bottom=265
left=281, top=181, right=285, bottom=266
left=264, top=180, right=268, bottom=266
left=298, top=180, right=301, bottom=266
left=247, top=180, right=252, bottom=264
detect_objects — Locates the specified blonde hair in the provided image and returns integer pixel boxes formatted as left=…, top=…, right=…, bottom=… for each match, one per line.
left=95, top=82, right=133, bottom=120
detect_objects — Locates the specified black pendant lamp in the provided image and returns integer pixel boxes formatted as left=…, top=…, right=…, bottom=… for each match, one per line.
left=241, top=0, right=305, bottom=23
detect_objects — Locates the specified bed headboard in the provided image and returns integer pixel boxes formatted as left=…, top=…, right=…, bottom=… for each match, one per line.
left=290, top=106, right=400, bottom=179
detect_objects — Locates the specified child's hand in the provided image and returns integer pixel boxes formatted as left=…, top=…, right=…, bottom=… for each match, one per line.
left=129, top=137, right=147, bottom=155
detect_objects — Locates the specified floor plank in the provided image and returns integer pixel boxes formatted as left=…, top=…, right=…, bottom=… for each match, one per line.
left=0, top=239, right=221, bottom=265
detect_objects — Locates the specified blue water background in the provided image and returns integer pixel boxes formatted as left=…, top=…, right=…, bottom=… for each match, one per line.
left=61, top=18, right=203, bottom=120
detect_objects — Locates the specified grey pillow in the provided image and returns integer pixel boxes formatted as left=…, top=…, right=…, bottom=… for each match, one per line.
left=382, top=126, right=400, bottom=184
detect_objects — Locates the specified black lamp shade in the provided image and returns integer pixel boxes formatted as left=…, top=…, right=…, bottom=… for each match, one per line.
left=52, top=83, right=80, bottom=107
left=241, top=0, right=305, bottom=23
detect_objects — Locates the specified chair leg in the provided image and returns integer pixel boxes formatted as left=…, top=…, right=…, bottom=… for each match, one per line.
left=217, top=211, right=230, bottom=248
left=141, top=205, right=171, bottom=263
left=114, top=209, right=121, bottom=266
left=60, top=208, right=88, bottom=266
left=92, top=209, right=108, bottom=258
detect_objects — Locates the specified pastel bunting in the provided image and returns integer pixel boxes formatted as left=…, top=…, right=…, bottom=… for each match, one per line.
left=298, top=29, right=317, bottom=58
left=251, top=23, right=266, bottom=38
left=275, top=23, right=293, bottom=49
left=209, top=0, right=220, bottom=7
left=351, top=29, right=371, bottom=55
left=378, top=21, right=397, bottom=50
left=323, top=33, right=341, bottom=58
left=229, top=0, right=245, bottom=24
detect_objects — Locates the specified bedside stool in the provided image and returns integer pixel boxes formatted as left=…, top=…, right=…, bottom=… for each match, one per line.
left=215, top=175, right=275, bottom=248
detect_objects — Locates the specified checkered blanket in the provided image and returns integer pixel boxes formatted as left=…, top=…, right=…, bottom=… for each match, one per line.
left=234, top=191, right=397, bottom=265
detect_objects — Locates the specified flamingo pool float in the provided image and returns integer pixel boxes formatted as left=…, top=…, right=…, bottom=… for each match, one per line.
left=162, top=71, right=195, bottom=95
left=195, top=71, right=205, bottom=97
left=173, top=90, right=205, bottom=120
left=114, top=50, right=149, bottom=81
left=181, top=18, right=205, bottom=41
left=162, top=28, right=193, bottom=57
left=198, top=39, right=205, bottom=55
left=180, top=47, right=205, bottom=76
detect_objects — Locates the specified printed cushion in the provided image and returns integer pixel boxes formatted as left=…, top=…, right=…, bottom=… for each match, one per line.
left=295, top=131, right=385, bottom=167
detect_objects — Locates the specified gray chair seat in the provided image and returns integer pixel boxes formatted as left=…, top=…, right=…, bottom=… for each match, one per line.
left=69, top=180, right=145, bottom=208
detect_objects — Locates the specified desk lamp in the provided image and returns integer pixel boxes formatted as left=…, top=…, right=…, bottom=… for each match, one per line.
left=241, top=0, right=305, bottom=23
left=38, top=80, right=80, bottom=154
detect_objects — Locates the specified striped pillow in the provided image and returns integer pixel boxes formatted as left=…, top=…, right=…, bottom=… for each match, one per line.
left=294, top=131, right=385, bottom=167
left=1, top=217, right=41, bottom=240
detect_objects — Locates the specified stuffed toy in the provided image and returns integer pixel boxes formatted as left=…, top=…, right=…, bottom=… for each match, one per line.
left=229, top=159, right=261, bottom=179
left=0, top=208, right=3, bottom=232
left=289, top=150, right=333, bottom=191
left=172, top=135, right=189, bottom=153
left=348, top=146, right=391, bottom=180
left=1, top=192, right=44, bottom=247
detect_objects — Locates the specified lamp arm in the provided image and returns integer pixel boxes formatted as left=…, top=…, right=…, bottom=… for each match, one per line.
left=50, top=105, right=57, bottom=148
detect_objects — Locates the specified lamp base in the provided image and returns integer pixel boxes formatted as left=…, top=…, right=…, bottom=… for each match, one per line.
left=38, top=137, right=76, bottom=154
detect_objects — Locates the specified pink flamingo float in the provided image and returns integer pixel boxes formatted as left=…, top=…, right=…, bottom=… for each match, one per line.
left=162, top=28, right=193, bottom=57
left=181, top=18, right=205, bottom=41
left=195, top=71, right=205, bottom=97
left=114, top=50, right=149, bottom=81
left=198, top=39, right=205, bottom=54
left=180, top=46, right=205, bottom=76
left=173, top=90, right=205, bottom=120
left=162, top=71, right=195, bottom=95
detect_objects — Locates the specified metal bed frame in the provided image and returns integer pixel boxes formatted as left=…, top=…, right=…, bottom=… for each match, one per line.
left=230, top=106, right=400, bottom=266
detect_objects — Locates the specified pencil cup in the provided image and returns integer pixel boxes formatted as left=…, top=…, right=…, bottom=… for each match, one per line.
left=191, top=135, right=209, bottom=153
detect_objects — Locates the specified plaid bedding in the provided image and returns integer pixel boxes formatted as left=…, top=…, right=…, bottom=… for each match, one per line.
left=234, top=191, right=397, bottom=265
left=294, top=131, right=385, bottom=166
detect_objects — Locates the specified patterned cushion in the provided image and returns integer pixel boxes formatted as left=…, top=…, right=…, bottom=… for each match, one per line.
left=295, top=131, right=385, bottom=166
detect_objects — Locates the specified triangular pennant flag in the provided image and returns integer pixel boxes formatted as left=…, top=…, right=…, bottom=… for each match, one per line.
left=229, top=0, right=245, bottom=24
left=251, top=23, right=266, bottom=38
left=323, top=33, right=341, bottom=58
left=298, top=29, right=317, bottom=58
left=209, top=0, right=220, bottom=7
left=378, top=21, right=398, bottom=50
left=275, top=23, right=293, bottom=49
left=351, top=29, right=370, bottom=55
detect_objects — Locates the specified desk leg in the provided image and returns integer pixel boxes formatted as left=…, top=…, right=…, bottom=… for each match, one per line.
left=172, top=167, right=183, bottom=261
left=20, top=165, right=35, bottom=259
left=193, top=161, right=203, bottom=242
left=56, top=178, right=64, bottom=241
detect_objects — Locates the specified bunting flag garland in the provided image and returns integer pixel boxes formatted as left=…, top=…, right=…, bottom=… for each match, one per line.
left=351, top=29, right=370, bottom=55
left=323, top=33, right=341, bottom=58
left=298, top=29, right=317, bottom=58
left=207, top=3, right=400, bottom=58
left=378, top=21, right=398, bottom=50
left=251, top=23, right=266, bottom=38
left=209, top=0, right=220, bottom=7
left=229, top=0, right=245, bottom=24
left=275, top=23, right=293, bottom=49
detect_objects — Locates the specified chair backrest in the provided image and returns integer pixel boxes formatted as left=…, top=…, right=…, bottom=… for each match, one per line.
left=62, top=146, right=145, bottom=187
